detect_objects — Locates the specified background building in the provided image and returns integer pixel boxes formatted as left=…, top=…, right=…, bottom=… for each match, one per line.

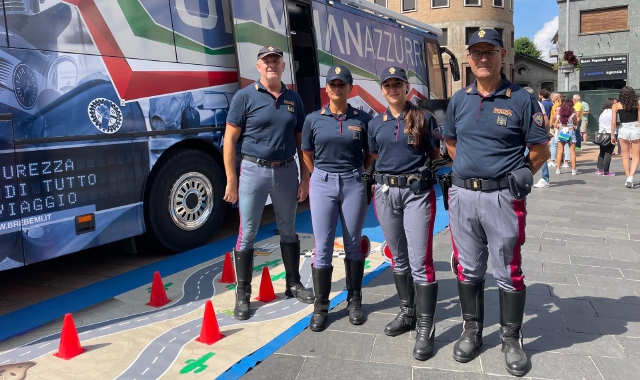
left=369, top=0, right=516, bottom=96
left=556, top=0, right=639, bottom=91
left=514, top=54, right=556, bottom=92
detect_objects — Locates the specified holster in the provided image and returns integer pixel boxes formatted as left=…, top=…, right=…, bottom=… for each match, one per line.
left=506, top=167, right=533, bottom=200
left=362, top=167, right=376, bottom=205
left=437, top=173, right=452, bottom=210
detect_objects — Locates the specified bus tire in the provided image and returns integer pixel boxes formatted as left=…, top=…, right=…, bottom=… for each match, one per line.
left=145, top=148, right=226, bottom=252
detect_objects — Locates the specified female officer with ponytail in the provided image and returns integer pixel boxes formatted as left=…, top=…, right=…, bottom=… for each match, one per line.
left=368, top=66, right=440, bottom=361
left=301, top=65, right=373, bottom=332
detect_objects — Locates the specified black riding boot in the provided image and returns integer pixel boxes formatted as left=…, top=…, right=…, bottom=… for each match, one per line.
left=345, top=259, right=365, bottom=325
left=281, top=240, right=314, bottom=304
left=309, top=265, right=333, bottom=332
left=384, top=272, right=416, bottom=336
left=500, top=288, right=528, bottom=377
left=453, top=280, right=484, bottom=363
left=233, top=248, right=254, bottom=320
left=413, top=282, right=438, bottom=361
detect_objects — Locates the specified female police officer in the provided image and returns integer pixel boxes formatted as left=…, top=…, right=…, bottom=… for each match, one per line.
left=301, top=65, right=373, bottom=332
left=368, top=66, right=440, bottom=361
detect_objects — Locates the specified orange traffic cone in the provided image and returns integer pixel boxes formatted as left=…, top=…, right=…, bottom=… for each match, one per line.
left=147, top=271, right=171, bottom=307
left=196, top=300, right=224, bottom=345
left=219, top=252, right=236, bottom=283
left=54, top=314, right=85, bottom=360
left=255, top=266, right=277, bottom=302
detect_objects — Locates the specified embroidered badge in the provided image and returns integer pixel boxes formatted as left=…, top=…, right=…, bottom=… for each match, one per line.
left=494, top=108, right=514, bottom=116
left=389, top=67, right=396, bottom=74
left=353, top=110, right=358, bottom=115
left=465, top=86, right=473, bottom=93
left=383, top=114, right=388, bottom=122
left=254, top=83, right=259, bottom=90
left=348, top=126, right=362, bottom=131
left=506, top=88, right=512, bottom=97
left=287, top=105, right=295, bottom=113
left=353, top=131, right=361, bottom=140
left=268, top=46, right=274, bottom=51
left=321, top=108, right=326, bottom=114
left=478, top=30, right=486, bottom=38
left=335, top=67, right=341, bottom=74
left=497, top=115, right=508, bottom=126
left=284, top=100, right=295, bottom=105
left=532, top=112, right=544, bottom=127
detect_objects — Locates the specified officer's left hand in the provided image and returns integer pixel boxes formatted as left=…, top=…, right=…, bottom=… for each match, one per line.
left=297, top=180, right=309, bottom=202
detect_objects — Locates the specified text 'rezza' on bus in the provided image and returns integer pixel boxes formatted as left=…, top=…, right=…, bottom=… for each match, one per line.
left=0, top=0, right=458, bottom=271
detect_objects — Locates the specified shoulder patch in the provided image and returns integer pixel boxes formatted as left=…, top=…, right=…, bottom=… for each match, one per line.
left=494, top=108, right=514, bottom=117
left=532, top=112, right=544, bottom=127
left=254, top=83, right=259, bottom=90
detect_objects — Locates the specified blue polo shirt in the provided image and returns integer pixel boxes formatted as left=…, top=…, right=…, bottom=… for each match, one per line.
left=368, top=105, right=439, bottom=174
left=443, top=75, right=549, bottom=180
left=226, top=81, right=305, bottom=161
left=301, top=105, right=371, bottom=173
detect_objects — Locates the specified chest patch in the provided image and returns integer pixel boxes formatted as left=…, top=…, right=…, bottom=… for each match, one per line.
left=497, top=115, right=508, bottom=126
left=287, top=105, right=295, bottom=113
left=532, top=112, right=544, bottom=127
left=494, top=108, right=513, bottom=117
left=348, top=125, right=362, bottom=131
left=284, top=100, right=295, bottom=105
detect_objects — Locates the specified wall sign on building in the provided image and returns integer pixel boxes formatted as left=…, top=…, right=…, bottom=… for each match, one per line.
left=579, top=55, right=628, bottom=82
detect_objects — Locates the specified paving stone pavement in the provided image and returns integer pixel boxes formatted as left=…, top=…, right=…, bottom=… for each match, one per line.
left=241, top=147, right=640, bottom=380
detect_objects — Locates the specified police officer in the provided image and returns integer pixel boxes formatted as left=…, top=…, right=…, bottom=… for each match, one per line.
left=301, top=65, right=373, bottom=332
left=224, top=45, right=314, bottom=321
left=443, top=30, right=549, bottom=376
left=369, top=66, right=440, bottom=361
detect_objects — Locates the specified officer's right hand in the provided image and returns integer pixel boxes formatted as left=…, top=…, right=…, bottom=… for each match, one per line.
left=224, top=181, right=239, bottom=204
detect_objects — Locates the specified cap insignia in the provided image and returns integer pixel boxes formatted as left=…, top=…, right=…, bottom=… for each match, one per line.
left=268, top=46, right=274, bottom=51
left=478, top=30, right=486, bottom=38
left=335, top=67, right=341, bottom=74
left=389, top=67, right=396, bottom=74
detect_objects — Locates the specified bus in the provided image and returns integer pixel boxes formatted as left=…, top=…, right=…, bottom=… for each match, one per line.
left=0, top=0, right=459, bottom=271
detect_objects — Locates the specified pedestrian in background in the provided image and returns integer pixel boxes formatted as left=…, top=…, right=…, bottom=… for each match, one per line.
left=573, top=95, right=584, bottom=150
left=596, top=98, right=616, bottom=176
left=611, top=86, right=640, bottom=188
left=302, top=65, right=373, bottom=332
left=556, top=99, right=579, bottom=176
left=550, top=93, right=571, bottom=167
left=579, top=96, right=590, bottom=146
left=369, top=66, right=440, bottom=361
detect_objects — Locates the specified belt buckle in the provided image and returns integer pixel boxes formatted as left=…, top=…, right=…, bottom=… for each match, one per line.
left=470, top=178, right=482, bottom=190
left=388, top=175, right=398, bottom=186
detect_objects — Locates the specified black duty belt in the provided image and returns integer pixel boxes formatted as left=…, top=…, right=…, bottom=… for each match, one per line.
left=452, top=174, right=508, bottom=191
left=242, top=154, right=295, bottom=168
left=375, top=173, right=418, bottom=187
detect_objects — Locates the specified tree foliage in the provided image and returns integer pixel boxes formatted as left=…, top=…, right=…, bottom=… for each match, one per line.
left=514, top=37, right=542, bottom=59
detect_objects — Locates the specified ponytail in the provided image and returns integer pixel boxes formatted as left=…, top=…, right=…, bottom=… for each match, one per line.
left=404, top=102, right=429, bottom=150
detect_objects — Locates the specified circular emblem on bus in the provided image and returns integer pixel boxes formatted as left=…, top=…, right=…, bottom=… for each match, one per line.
left=88, top=98, right=123, bottom=134
left=13, top=64, right=38, bottom=110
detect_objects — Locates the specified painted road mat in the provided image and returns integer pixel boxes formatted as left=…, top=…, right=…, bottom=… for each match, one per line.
left=0, top=234, right=387, bottom=379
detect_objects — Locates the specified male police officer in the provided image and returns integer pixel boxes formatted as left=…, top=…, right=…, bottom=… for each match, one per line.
left=443, top=30, right=549, bottom=376
left=224, top=45, right=314, bottom=321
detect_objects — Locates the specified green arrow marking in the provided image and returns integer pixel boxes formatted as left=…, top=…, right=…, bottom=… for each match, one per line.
left=253, top=259, right=282, bottom=272
left=147, top=282, right=173, bottom=293
left=364, top=260, right=371, bottom=269
left=270, top=271, right=286, bottom=281
left=220, top=309, right=234, bottom=317
left=225, top=284, right=237, bottom=291
left=180, top=352, right=215, bottom=374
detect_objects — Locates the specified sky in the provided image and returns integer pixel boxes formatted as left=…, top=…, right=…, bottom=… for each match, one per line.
left=514, top=0, right=559, bottom=62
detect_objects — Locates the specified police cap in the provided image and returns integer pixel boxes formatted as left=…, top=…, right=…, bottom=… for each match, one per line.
left=467, top=29, right=504, bottom=49
left=257, top=45, right=284, bottom=59
left=380, top=66, right=408, bottom=83
left=326, top=65, right=353, bottom=85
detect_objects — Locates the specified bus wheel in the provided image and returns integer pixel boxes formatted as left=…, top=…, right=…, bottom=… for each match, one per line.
left=146, top=148, right=226, bottom=252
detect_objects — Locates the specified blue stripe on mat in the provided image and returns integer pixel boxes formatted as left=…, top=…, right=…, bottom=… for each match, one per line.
left=216, top=261, right=391, bottom=380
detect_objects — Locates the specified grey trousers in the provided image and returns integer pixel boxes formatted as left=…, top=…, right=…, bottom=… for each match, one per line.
left=448, top=185, right=526, bottom=291
left=235, top=159, right=299, bottom=251
left=372, top=184, right=437, bottom=283
left=309, top=167, right=368, bottom=268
